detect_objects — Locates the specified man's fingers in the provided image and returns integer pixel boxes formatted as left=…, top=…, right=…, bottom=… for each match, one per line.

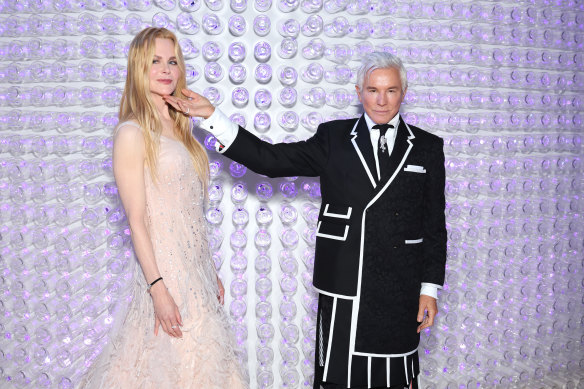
left=417, top=317, right=430, bottom=333
left=163, top=96, right=194, bottom=116
left=182, top=88, right=198, bottom=99
left=417, top=300, right=429, bottom=322
left=165, top=98, right=181, bottom=107
left=426, top=308, right=436, bottom=325
left=420, top=314, right=435, bottom=331
left=163, top=97, right=181, bottom=111
left=417, top=295, right=437, bottom=329
left=163, top=95, right=179, bottom=104
left=417, top=307, right=425, bottom=322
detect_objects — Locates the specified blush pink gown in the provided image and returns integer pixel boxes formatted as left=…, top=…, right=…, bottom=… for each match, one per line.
left=81, top=122, right=248, bottom=389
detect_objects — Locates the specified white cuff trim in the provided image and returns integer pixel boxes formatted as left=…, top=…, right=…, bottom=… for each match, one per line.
left=420, top=283, right=441, bottom=299
left=200, top=108, right=239, bottom=154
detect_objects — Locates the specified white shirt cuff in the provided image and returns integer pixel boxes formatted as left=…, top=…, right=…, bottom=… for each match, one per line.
left=420, top=283, right=441, bottom=299
left=199, top=108, right=239, bottom=153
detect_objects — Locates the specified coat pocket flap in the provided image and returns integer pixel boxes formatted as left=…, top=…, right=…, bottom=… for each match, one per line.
left=323, top=203, right=352, bottom=219
left=316, top=221, right=349, bottom=241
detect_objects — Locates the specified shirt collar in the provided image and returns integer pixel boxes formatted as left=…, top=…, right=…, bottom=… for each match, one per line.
left=363, top=112, right=400, bottom=132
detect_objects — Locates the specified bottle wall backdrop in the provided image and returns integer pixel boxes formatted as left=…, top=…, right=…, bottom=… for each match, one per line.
left=0, top=1, right=582, bottom=388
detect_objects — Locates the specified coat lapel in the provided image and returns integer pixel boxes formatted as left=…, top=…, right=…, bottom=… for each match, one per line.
left=349, top=116, right=377, bottom=188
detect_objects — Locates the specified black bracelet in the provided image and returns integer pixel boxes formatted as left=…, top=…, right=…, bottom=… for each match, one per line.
left=147, top=277, right=163, bottom=291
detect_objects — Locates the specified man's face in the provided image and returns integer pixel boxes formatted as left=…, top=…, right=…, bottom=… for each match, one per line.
left=355, top=67, right=406, bottom=125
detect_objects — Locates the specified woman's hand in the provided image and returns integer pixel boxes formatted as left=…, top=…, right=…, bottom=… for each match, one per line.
left=163, top=88, right=215, bottom=119
left=217, top=275, right=225, bottom=305
left=150, top=281, right=183, bottom=338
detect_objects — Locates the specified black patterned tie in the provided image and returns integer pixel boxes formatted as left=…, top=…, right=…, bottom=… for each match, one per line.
left=372, top=124, right=393, bottom=178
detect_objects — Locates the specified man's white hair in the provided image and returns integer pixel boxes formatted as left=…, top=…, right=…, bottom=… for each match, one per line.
left=356, top=52, right=408, bottom=92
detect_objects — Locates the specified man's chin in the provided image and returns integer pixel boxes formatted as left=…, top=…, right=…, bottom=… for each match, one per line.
left=370, top=115, right=392, bottom=124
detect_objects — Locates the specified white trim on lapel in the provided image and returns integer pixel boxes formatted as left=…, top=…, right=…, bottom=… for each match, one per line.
left=350, top=121, right=377, bottom=189
left=347, top=122, right=417, bottom=363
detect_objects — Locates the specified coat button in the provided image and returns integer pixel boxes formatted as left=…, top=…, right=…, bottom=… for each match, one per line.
left=393, top=245, right=398, bottom=249
left=394, top=211, right=399, bottom=216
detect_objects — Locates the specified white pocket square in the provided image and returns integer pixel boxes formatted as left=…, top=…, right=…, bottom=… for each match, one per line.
left=404, top=165, right=426, bottom=173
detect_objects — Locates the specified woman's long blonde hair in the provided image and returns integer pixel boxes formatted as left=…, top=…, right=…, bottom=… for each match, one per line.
left=119, top=27, right=209, bottom=187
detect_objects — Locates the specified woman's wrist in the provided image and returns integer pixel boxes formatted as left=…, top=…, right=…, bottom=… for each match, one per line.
left=148, top=278, right=166, bottom=295
left=148, top=276, right=162, bottom=286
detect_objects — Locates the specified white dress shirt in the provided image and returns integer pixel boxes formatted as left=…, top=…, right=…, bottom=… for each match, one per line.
left=200, top=109, right=440, bottom=299
left=363, top=112, right=399, bottom=181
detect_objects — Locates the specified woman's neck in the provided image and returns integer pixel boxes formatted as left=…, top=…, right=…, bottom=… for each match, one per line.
left=151, top=93, right=177, bottom=138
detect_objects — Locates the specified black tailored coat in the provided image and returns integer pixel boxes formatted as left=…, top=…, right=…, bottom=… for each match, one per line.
left=223, top=115, right=447, bottom=356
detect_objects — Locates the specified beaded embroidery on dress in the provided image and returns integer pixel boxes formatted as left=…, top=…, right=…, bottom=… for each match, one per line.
left=81, top=122, right=248, bottom=389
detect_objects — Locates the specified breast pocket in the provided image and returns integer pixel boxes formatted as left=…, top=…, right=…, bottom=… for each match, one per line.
left=404, top=164, right=426, bottom=173
left=400, top=166, right=426, bottom=196
left=315, top=204, right=352, bottom=241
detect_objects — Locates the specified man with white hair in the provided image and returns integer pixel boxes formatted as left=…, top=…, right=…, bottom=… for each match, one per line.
left=167, top=52, right=447, bottom=389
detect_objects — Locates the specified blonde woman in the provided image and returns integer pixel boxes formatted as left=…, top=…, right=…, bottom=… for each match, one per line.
left=81, top=27, right=248, bottom=388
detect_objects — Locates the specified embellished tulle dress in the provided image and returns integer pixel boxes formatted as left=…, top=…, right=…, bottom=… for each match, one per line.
left=81, top=122, right=248, bottom=389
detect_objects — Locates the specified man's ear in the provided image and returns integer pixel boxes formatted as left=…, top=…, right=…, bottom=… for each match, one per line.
left=355, top=85, right=362, bottom=102
left=401, top=87, right=407, bottom=102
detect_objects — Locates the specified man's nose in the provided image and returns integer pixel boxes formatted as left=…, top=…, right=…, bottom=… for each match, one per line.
left=377, top=93, right=387, bottom=105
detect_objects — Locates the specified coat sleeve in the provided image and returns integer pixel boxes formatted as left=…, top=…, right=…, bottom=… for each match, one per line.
left=223, top=124, right=330, bottom=178
left=421, top=137, right=447, bottom=286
